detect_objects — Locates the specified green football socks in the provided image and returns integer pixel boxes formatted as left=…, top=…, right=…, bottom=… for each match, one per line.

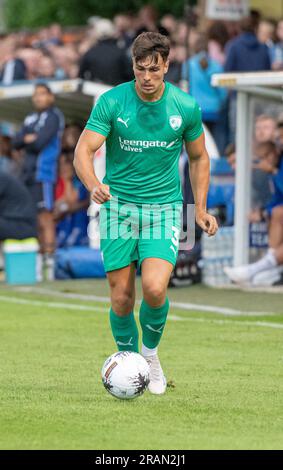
left=139, top=297, right=169, bottom=349
left=109, top=308, right=139, bottom=352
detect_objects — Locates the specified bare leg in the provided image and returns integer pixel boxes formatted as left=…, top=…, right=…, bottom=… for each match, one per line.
left=37, top=210, right=56, bottom=254
left=107, top=262, right=136, bottom=316
left=141, top=258, right=173, bottom=307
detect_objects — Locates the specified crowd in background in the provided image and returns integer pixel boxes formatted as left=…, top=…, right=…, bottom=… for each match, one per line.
left=1, top=5, right=283, bottom=151
left=1, top=6, right=283, bottom=85
left=1, top=5, right=283, bottom=282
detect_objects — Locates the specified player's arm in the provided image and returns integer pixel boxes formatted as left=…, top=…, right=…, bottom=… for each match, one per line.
left=185, top=133, right=218, bottom=236
left=74, top=129, right=111, bottom=204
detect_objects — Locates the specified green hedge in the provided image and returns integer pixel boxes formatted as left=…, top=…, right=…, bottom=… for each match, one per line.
left=4, top=0, right=196, bottom=30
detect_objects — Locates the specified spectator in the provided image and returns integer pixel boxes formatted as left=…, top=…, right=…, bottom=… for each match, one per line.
left=12, top=83, right=65, bottom=280
left=207, top=21, right=230, bottom=66
left=160, top=14, right=178, bottom=37
left=182, top=34, right=228, bottom=154
left=136, top=5, right=159, bottom=35
left=114, top=13, right=136, bottom=50
left=31, top=24, right=63, bottom=50
left=254, top=115, right=277, bottom=144
left=225, top=150, right=283, bottom=286
left=224, top=16, right=271, bottom=143
left=271, top=19, right=283, bottom=70
left=224, top=143, right=236, bottom=170
left=189, top=28, right=203, bottom=55
left=55, top=154, right=89, bottom=248
left=38, top=53, right=56, bottom=79
left=61, top=124, right=82, bottom=156
left=50, top=45, right=75, bottom=79
left=277, top=118, right=283, bottom=154
left=173, top=20, right=189, bottom=47
left=257, top=19, right=276, bottom=51
left=77, top=28, right=97, bottom=57
left=0, top=171, right=37, bottom=241
left=251, top=116, right=278, bottom=214
left=79, top=18, right=131, bottom=85
left=250, top=9, right=262, bottom=31
left=0, top=40, right=27, bottom=84
left=0, top=135, right=13, bottom=173
left=0, top=134, right=22, bottom=176
left=31, top=27, right=50, bottom=49
left=17, top=47, right=43, bottom=80
left=166, top=41, right=185, bottom=85
left=224, top=16, right=271, bottom=73
left=251, top=141, right=276, bottom=210
left=113, top=13, right=135, bottom=80
left=48, top=23, right=64, bottom=47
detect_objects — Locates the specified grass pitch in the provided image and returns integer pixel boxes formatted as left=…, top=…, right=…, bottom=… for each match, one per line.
left=0, top=279, right=283, bottom=450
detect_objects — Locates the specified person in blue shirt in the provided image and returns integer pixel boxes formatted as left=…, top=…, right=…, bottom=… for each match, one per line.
left=12, top=83, right=65, bottom=279
left=271, top=19, right=283, bottom=71
left=224, top=16, right=271, bottom=143
left=225, top=16, right=271, bottom=73
left=225, top=145, right=283, bottom=286
left=182, top=34, right=228, bottom=154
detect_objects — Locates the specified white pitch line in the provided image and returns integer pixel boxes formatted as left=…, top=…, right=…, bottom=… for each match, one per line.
left=1, top=295, right=283, bottom=330
left=0, top=295, right=108, bottom=312
left=13, top=286, right=278, bottom=317
left=169, top=301, right=274, bottom=317
left=14, top=286, right=110, bottom=303
left=168, top=316, right=283, bottom=330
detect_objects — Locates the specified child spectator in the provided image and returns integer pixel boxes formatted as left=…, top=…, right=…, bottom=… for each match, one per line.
left=225, top=144, right=283, bottom=286
left=55, top=154, right=89, bottom=248
left=271, top=19, right=283, bottom=70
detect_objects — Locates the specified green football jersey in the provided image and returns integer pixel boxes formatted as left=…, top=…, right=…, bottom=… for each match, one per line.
left=85, top=80, right=203, bottom=204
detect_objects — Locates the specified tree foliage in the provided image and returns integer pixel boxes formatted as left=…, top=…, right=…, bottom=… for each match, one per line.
left=4, top=0, right=196, bottom=30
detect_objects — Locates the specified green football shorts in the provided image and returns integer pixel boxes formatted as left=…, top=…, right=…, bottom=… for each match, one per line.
left=100, top=197, right=182, bottom=272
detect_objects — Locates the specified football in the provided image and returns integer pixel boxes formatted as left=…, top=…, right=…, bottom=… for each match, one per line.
left=101, top=351, right=150, bottom=399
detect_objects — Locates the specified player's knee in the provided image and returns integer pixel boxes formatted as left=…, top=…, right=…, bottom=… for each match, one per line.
left=143, top=281, right=166, bottom=306
left=112, top=290, right=135, bottom=314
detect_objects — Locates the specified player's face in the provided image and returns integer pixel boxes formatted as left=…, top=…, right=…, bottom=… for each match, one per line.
left=133, top=53, right=169, bottom=97
left=32, top=87, right=54, bottom=111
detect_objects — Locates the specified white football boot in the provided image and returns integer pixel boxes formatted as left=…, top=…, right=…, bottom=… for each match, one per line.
left=144, top=354, right=167, bottom=395
left=223, top=265, right=253, bottom=285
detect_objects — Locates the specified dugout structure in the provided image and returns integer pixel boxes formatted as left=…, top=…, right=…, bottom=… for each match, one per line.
left=212, top=71, right=283, bottom=266
left=0, top=79, right=111, bottom=125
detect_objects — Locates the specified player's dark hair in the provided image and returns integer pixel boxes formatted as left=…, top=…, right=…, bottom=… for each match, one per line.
left=132, top=32, right=170, bottom=64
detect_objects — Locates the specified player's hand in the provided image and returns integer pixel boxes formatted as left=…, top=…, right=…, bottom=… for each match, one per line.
left=196, top=210, right=218, bottom=237
left=91, top=184, right=112, bottom=204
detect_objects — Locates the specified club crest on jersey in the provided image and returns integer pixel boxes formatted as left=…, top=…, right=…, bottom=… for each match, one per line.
left=169, top=115, right=182, bottom=131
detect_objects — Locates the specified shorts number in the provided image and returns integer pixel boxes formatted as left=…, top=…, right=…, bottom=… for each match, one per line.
left=170, top=225, right=180, bottom=256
